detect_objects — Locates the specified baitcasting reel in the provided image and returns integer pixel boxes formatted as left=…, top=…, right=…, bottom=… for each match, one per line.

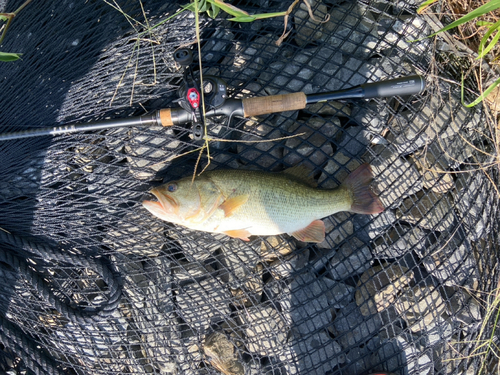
left=173, top=48, right=228, bottom=141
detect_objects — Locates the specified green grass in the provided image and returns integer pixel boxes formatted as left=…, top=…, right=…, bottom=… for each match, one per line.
left=418, top=0, right=500, bottom=107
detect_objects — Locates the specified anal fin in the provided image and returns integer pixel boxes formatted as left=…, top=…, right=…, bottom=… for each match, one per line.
left=289, top=220, right=325, bottom=243
left=222, top=229, right=252, bottom=241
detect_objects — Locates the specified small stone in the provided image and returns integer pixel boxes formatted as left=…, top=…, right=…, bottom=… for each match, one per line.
left=338, top=126, right=375, bottom=158
left=351, top=101, right=390, bottom=133
left=366, top=144, right=422, bottom=208
left=328, top=238, right=373, bottom=280
left=443, top=286, right=481, bottom=330
left=421, top=237, right=478, bottom=287
left=172, top=259, right=218, bottom=282
left=260, top=235, right=295, bottom=260
left=258, top=61, right=316, bottom=95
left=390, top=92, right=481, bottom=156
left=395, top=190, right=455, bottom=232
left=294, top=0, right=329, bottom=47
left=125, top=127, right=181, bottom=180
left=373, top=224, right=426, bottom=259
left=201, top=29, right=234, bottom=61
left=204, top=332, right=244, bottom=375
left=356, top=264, right=414, bottom=316
left=248, top=34, right=280, bottom=62
left=228, top=264, right=264, bottom=308
left=279, top=272, right=331, bottom=334
left=332, top=302, right=383, bottom=348
left=318, top=153, right=362, bottom=189
left=411, top=143, right=454, bottom=193
left=425, top=316, right=453, bottom=346
left=239, top=305, right=288, bottom=356
left=267, top=249, right=310, bottom=280
left=321, top=277, right=355, bottom=309
left=176, top=278, right=231, bottom=332
left=219, top=239, right=261, bottom=287
left=104, top=212, right=165, bottom=256
left=356, top=209, right=397, bottom=241
left=394, top=285, right=447, bottom=333
left=343, top=345, right=377, bottom=375
left=236, top=120, right=283, bottom=170
left=285, top=332, right=345, bottom=374
left=307, top=101, right=351, bottom=117
left=283, top=117, right=339, bottom=169
left=324, top=3, right=379, bottom=59
left=317, top=212, right=354, bottom=249
left=374, top=336, right=433, bottom=375
left=453, top=172, right=493, bottom=241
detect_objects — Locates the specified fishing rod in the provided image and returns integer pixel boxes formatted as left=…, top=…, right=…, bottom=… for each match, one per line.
left=0, top=48, right=425, bottom=142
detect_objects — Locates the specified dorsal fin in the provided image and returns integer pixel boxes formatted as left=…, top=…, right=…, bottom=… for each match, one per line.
left=282, top=165, right=317, bottom=187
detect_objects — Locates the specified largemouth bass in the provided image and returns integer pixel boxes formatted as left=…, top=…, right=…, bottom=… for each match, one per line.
left=142, top=164, right=383, bottom=243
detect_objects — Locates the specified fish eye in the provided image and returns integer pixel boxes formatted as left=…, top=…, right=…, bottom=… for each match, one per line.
left=167, top=182, right=178, bottom=193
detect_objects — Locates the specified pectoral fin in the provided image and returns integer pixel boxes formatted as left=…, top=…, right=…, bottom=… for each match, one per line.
left=222, top=229, right=252, bottom=241
left=289, top=220, right=325, bottom=243
left=219, top=195, right=249, bottom=217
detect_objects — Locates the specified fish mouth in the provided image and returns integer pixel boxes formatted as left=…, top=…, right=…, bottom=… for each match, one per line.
left=151, top=188, right=179, bottom=214
left=142, top=188, right=179, bottom=220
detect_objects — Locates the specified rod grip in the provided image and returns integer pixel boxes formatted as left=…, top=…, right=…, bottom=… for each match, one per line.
left=242, top=92, right=307, bottom=117
left=159, top=108, right=174, bottom=126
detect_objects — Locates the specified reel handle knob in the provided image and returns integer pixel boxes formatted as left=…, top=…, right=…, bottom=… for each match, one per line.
left=174, top=48, right=193, bottom=66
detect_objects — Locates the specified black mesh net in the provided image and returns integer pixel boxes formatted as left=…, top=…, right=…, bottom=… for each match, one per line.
left=0, top=0, right=499, bottom=374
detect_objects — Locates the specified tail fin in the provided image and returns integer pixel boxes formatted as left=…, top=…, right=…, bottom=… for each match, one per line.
left=342, top=164, right=384, bottom=214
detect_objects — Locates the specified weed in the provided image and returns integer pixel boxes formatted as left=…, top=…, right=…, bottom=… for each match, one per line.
left=418, top=0, right=500, bottom=107
left=0, top=0, right=32, bottom=62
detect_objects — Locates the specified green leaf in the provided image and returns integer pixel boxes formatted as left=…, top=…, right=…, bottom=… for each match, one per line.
left=207, top=3, right=220, bottom=18
left=417, top=0, right=439, bottom=14
left=198, top=0, right=208, bottom=13
left=182, top=3, right=196, bottom=12
left=251, top=11, right=287, bottom=20
left=428, top=0, right=500, bottom=38
left=0, top=51, right=22, bottom=62
left=210, top=0, right=250, bottom=18
left=477, top=20, right=500, bottom=59
left=0, top=15, right=8, bottom=22
left=461, top=75, right=500, bottom=107
left=476, top=20, right=494, bottom=27
left=228, top=15, right=257, bottom=22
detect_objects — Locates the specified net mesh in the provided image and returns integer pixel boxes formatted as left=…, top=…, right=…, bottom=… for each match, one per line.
left=0, top=0, right=499, bottom=374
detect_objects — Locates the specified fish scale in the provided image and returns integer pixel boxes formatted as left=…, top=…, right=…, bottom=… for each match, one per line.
left=208, top=170, right=342, bottom=234
left=142, top=164, right=383, bottom=243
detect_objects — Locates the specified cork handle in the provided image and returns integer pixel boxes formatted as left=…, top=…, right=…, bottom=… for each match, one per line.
left=242, top=92, right=307, bottom=117
left=159, top=108, right=173, bottom=126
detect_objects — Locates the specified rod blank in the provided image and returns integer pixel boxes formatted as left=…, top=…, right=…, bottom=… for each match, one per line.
left=0, top=113, right=160, bottom=141
left=0, top=75, right=426, bottom=142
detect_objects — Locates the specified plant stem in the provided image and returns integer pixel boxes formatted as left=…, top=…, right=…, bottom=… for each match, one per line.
left=0, top=0, right=33, bottom=45
left=13, top=0, right=33, bottom=16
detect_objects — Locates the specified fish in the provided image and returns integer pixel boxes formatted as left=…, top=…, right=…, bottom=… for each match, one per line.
left=142, top=164, right=384, bottom=243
